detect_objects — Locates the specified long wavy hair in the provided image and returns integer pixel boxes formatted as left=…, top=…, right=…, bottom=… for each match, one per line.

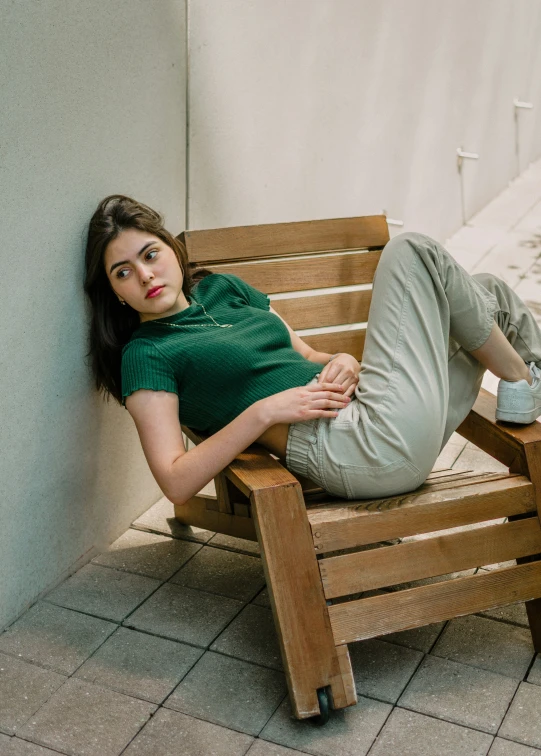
left=84, top=194, right=212, bottom=404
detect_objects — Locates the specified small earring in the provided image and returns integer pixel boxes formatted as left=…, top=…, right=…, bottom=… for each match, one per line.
left=119, top=299, right=126, bottom=306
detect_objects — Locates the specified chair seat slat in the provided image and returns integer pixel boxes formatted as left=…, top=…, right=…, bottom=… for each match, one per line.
left=308, top=475, right=535, bottom=552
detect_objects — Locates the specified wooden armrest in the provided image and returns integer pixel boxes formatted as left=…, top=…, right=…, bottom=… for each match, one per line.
left=181, top=425, right=300, bottom=499
left=457, top=388, right=541, bottom=470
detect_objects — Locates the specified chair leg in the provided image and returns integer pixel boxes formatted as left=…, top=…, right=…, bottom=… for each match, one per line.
left=513, top=445, right=541, bottom=653
left=250, top=483, right=357, bottom=719
left=525, top=598, right=541, bottom=652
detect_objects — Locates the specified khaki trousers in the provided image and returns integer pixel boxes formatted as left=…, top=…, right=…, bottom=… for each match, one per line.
left=286, top=232, right=541, bottom=499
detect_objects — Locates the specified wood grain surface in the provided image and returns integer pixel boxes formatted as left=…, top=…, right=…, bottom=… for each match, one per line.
left=329, top=560, right=541, bottom=645
left=319, top=517, right=541, bottom=598
left=181, top=215, right=389, bottom=264
left=309, top=473, right=535, bottom=553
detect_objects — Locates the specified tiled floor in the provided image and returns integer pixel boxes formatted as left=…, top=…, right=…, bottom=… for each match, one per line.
left=3, top=161, right=541, bottom=755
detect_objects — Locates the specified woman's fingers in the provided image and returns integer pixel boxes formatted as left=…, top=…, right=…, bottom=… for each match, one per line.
left=313, top=382, right=346, bottom=390
left=344, top=383, right=356, bottom=397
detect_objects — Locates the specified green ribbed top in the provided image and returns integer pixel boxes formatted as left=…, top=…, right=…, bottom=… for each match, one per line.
left=121, top=273, right=325, bottom=435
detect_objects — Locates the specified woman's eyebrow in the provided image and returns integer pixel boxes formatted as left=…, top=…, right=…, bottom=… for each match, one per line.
left=109, top=241, right=156, bottom=274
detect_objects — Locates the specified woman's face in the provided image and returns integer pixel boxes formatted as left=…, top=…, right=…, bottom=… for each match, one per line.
left=104, top=228, right=189, bottom=322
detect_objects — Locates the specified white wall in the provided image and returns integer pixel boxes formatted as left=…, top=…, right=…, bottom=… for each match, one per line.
left=188, top=0, right=541, bottom=240
left=0, top=0, right=186, bottom=629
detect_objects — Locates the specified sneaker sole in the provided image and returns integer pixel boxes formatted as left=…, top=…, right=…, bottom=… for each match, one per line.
left=495, top=406, right=541, bottom=424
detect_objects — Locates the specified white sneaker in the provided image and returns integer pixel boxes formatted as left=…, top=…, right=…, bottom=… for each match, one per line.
left=496, top=362, right=541, bottom=423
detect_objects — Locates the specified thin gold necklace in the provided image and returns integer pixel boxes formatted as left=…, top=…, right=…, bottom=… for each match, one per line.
left=154, top=296, right=232, bottom=329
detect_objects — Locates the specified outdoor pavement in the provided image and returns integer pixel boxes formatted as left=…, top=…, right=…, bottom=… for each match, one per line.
left=3, top=160, right=541, bottom=755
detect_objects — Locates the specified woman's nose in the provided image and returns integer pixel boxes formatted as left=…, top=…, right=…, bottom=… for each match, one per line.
left=137, top=264, right=154, bottom=284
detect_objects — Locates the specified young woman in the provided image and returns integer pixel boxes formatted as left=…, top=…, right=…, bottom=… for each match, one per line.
left=84, top=195, right=541, bottom=504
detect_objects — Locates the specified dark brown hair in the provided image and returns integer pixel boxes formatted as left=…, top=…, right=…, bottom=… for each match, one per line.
left=84, top=194, right=211, bottom=404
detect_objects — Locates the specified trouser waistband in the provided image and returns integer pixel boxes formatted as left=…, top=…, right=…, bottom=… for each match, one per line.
left=285, top=418, right=323, bottom=485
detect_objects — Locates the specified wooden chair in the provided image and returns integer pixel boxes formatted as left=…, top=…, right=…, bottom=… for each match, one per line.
left=174, top=216, right=541, bottom=723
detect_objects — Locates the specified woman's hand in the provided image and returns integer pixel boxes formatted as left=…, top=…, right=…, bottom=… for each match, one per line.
left=317, top=353, right=360, bottom=398
left=257, top=383, right=351, bottom=426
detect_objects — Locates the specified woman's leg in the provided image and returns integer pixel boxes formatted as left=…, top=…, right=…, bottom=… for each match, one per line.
left=300, top=231, right=541, bottom=499
left=355, top=232, right=502, bottom=471
left=471, top=322, right=531, bottom=383
left=442, top=271, right=541, bottom=445
left=311, top=231, right=502, bottom=498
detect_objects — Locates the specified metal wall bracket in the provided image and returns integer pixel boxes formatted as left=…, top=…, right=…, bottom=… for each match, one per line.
left=514, top=99, right=534, bottom=110
left=381, top=209, right=404, bottom=228
left=456, top=147, right=479, bottom=225
left=456, top=147, right=479, bottom=171
left=514, top=98, right=534, bottom=176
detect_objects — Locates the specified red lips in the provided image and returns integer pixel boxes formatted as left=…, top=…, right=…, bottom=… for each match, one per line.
left=146, top=285, right=164, bottom=298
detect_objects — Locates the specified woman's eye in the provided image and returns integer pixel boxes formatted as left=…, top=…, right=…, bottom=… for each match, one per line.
left=146, top=250, right=158, bottom=260
left=116, top=269, right=129, bottom=279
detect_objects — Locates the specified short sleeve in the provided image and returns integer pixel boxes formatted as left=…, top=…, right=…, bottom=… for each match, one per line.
left=223, top=273, right=270, bottom=311
left=121, top=339, right=178, bottom=407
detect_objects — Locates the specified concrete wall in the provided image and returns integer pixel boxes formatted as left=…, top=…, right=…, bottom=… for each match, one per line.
left=188, top=0, right=541, bottom=240
left=0, top=1, right=186, bottom=629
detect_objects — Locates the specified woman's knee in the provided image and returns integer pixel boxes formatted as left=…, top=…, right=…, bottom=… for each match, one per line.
left=471, top=271, right=504, bottom=293
left=385, top=231, right=435, bottom=253
left=378, top=232, right=437, bottom=275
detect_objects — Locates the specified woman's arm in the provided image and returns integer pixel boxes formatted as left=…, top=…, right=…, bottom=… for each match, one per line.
left=268, top=305, right=360, bottom=396
left=269, top=305, right=333, bottom=364
left=126, top=382, right=350, bottom=507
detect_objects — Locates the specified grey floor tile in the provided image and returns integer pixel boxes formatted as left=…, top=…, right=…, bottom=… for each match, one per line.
left=479, top=602, right=530, bottom=627
left=3, top=739, right=64, bottom=755
left=489, top=738, right=541, bottom=755
left=211, top=604, right=282, bottom=671
left=247, top=741, right=308, bottom=755
left=432, top=615, right=534, bottom=679
left=0, top=654, right=66, bottom=736
left=165, top=651, right=286, bottom=736
left=349, top=638, right=423, bottom=704
left=74, top=626, right=203, bottom=704
left=0, top=603, right=116, bottom=675
left=92, top=528, right=202, bottom=580
left=527, top=655, right=541, bottom=686
left=209, top=533, right=261, bottom=556
left=170, top=546, right=265, bottom=602
left=380, top=622, right=445, bottom=652
left=0, top=733, right=10, bottom=748
left=368, top=707, right=492, bottom=756
left=252, top=588, right=271, bottom=609
left=122, top=708, right=253, bottom=756
left=260, top=695, right=391, bottom=756
left=434, top=433, right=468, bottom=470
left=125, top=583, right=242, bottom=647
left=132, top=498, right=214, bottom=542
left=452, top=444, right=508, bottom=473
left=399, top=655, right=518, bottom=734
left=499, top=682, right=541, bottom=749
left=17, top=678, right=156, bottom=756
left=45, top=564, right=160, bottom=623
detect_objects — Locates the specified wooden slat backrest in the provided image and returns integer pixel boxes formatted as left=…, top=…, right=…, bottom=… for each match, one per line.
left=199, top=250, right=382, bottom=294
left=181, top=215, right=389, bottom=264
left=179, top=215, right=389, bottom=360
